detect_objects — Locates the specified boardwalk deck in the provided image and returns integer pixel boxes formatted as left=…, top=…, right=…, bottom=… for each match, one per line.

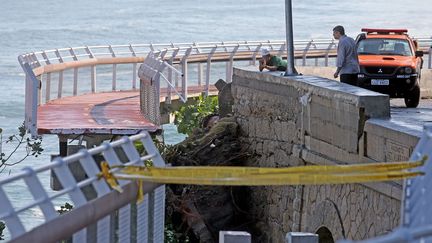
left=37, top=85, right=218, bottom=135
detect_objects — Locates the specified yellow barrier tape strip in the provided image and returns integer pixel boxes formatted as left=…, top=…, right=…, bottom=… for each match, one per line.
left=117, top=159, right=426, bottom=178
left=99, top=162, right=123, bottom=193
left=98, top=160, right=425, bottom=203
left=101, top=160, right=423, bottom=185
left=112, top=169, right=422, bottom=186
left=99, top=159, right=425, bottom=192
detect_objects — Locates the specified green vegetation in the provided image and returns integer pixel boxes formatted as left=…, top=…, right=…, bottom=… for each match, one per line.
left=0, top=123, right=43, bottom=240
left=57, top=202, right=74, bottom=215
left=165, top=223, right=189, bottom=243
left=0, top=123, right=43, bottom=172
left=174, top=95, right=218, bottom=136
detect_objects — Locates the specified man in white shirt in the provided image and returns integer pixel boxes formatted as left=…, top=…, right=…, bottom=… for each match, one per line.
left=332, top=25, right=360, bottom=85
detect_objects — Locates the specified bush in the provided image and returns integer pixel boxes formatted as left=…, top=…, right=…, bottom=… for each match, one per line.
left=174, top=95, right=218, bottom=136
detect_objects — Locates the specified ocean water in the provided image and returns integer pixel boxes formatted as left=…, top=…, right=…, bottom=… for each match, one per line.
left=0, top=0, right=431, bottom=236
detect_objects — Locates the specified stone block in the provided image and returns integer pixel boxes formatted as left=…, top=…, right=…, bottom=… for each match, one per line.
left=219, top=231, right=251, bottom=243
left=364, top=131, right=386, bottom=162
left=305, top=136, right=359, bottom=164
left=286, top=232, right=318, bottom=243
left=281, top=121, right=298, bottom=143
left=385, top=139, right=411, bottom=162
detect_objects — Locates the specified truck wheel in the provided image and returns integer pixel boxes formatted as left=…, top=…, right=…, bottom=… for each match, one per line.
left=404, top=85, right=420, bottom=108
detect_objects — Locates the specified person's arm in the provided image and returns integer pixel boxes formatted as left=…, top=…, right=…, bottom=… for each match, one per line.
left=334, top=67, right=342, bottom=78
left=259, top=58, right=266, bottom=72
left=264, top=65, right=279, bottom=71
left=334, top=40, right=346, bottom=78
left=259, top=58, right=278, bottom=71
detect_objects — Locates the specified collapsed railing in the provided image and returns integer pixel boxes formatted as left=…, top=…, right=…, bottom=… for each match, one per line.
left=0, top=132, right=166, bottom=243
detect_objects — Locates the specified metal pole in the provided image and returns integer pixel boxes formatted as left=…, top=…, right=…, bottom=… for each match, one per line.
left=284, top=0, right=298, bottom=76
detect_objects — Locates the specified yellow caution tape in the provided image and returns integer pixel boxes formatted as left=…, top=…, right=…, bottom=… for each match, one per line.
left=99, top=162, right=123, bottom=193
left=113, top=168, right=422, bottom=186
left=99, top=157, right=426, bottom=188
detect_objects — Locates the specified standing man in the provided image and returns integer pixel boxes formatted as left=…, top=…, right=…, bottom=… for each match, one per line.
left=332, top=25, right=360, bottom=85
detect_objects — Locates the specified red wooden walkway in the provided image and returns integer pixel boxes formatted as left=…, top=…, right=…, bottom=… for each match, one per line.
left=37, top=86, right=218, bottom=135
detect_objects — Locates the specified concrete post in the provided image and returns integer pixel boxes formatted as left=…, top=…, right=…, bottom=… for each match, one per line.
left=219, top=231, right=251, bottom=243
left=286, top=232, right=318, bottom=243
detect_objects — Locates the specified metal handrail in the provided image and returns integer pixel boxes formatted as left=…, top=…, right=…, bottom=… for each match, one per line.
left=0, top=131, right=166, bottom=242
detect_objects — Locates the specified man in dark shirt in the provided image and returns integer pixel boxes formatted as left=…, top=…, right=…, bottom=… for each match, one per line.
left=332, top=25, right=360, bottom=85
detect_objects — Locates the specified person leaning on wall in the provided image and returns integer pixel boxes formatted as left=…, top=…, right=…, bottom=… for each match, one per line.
left=259, top=48, right=288, bottom=72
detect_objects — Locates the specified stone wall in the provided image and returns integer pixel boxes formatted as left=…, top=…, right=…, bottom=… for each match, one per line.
left=302, top=184, right=400, bottom=240
left=232, top=66, right=408, bottom=243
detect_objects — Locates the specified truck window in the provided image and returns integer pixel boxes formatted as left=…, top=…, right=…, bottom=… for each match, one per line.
left=357, top=39, right=412, bottom=56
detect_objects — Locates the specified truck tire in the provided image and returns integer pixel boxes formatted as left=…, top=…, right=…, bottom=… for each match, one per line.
left=404, top=84, right=420, bottom=108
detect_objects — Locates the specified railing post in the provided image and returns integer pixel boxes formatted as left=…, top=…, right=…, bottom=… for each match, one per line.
left=109, top=45, right=117, bottom=91
left=193, top=43, right=204, bottom=86
left=69, top=48, right=79, bottom=96
left=181, top=47, right=193, bottom=101
left=41, top=51, right=51, bottom=102
left=251, top=44, right=262, bottom=65
left=159, top=49, right=168, bottom=59
left=45, top=73, right=51, bottom=103
left=267, top=39, right=273, bottom=51
left=22, top=63, right=39, bottom=138
left=302, top=40, right=313, bottom=66
left=205, top=46, right=217, bottom=96
left=55, top=49, right=64, bottom=98
left=129, top=44, right=138, bottom=90
left=278, top=43, right=287, bottom=57
left=29, top=52, right=41, bottom=69
left=325, top=41, right=336, bottom=67
left=167, top=49, right=180, bottom=104
left=85, top=46, right=97, bottom=93
left=227, top=45, right=239, bottom=82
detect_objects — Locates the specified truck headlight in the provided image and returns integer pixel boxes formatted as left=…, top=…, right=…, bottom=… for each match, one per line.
left=405, top=67, right=413, bottom=74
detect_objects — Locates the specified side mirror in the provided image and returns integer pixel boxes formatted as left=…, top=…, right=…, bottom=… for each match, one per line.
left=415, top=50, right=424, bottom=57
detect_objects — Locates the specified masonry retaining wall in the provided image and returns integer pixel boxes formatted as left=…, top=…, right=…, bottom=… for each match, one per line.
left=232, top=66, right=420, bottom=243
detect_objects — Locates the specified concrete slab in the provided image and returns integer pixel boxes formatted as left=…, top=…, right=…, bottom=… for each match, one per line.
left=368, top=98, right=432, bottom=138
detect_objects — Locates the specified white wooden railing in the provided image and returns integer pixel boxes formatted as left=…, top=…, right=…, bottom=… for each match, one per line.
left=18, top=38, right=432, bottom=137
left=0, top=132, right=166, bottom=243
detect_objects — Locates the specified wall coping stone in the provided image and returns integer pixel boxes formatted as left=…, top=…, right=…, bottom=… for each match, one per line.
left=233, top=66, right=390, bottom=118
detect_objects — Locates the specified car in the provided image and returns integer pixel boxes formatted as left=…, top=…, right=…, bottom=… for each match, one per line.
left=355, top=28, right=424, bottom=107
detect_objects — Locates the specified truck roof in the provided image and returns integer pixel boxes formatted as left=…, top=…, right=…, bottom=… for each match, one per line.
left=365, top=34, right=410, bottom=40
left=361, top=28, right=411, bottom=40
left=361, top=28, right=408, bottom=34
